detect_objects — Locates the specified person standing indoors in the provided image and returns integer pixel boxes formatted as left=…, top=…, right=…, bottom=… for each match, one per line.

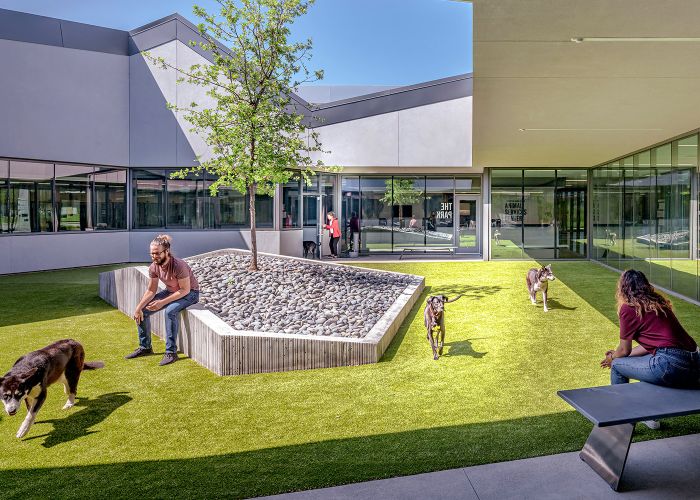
left=601, top=269, right=699, bottom=428
left=324, top=211, right=341, bottom=259
left=125, top=234, right=200, bottom=366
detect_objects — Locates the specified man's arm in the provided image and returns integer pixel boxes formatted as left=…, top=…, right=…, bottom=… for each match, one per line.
left=133, top=277, right=159, bottom=322
left=145, top=277, right=191, bottom=311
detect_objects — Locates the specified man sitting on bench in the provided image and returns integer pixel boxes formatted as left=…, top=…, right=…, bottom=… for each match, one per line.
left=601, top=269, right=700, bottom=429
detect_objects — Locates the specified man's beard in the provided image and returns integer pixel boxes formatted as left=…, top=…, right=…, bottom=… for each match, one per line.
left=154, top=256, right=167, bottom=266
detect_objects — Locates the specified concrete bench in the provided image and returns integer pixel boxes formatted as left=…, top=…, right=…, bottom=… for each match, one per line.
left=396, top=246, right=459, bottom=260
left=558, top=382, right=700, bottom=491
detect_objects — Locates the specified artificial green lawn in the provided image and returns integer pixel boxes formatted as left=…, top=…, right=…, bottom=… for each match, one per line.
left=0, top=261, right=699, bottom=499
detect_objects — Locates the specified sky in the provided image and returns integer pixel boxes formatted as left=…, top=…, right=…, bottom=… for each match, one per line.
left=0, top=0, right=472, bottom=86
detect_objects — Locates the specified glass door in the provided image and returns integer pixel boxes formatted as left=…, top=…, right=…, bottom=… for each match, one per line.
left=455, top=195, right=480, bottom=254
left=303, top=194, right=324, bottom=257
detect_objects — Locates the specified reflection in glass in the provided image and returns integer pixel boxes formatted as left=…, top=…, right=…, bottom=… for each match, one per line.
left=9, top=161, right=53, bottom=233
left=0, top=160, right=8, bottom=232
left=55, top=164, right=93, bottom=231
left=360, top=177, right=392, bottom=252
left=341, top=176, right=360, bottom=252
left=133, top=170, right=165, bottom=228
left=556, top=169, right=587, bottom=258
left=425, top=178, right=454, bottom=248
left=281, top=178, right=301, bottom=228
left=214, top=186, right=247, bottom=227
left=93, top=168, right=126, bottom=230
left=491, top=169, right=523, bottom=259
left=167, top=178, right=198, bottom=228
left=523, top=170, right=556, bottom=259
left=391, top=177, right=425, bottom=249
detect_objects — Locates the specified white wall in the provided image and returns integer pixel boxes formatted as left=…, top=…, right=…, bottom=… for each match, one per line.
left=312, top=97, right=472, bottom=167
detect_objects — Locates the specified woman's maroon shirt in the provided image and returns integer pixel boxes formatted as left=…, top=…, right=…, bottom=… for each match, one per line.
left=619, top=303, right=696, bottom=354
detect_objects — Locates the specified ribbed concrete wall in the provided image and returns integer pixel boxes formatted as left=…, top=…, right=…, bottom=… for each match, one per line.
left=99, top=249, right=424, bottom=375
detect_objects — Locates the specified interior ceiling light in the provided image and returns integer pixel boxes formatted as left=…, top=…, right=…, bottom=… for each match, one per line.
left=518, top=128, right=663, bottom=131
left=571, top=37, right=700, bottom=43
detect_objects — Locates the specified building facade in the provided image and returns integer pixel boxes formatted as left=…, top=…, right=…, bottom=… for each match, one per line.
left=0, top=5, right=698, bottom=303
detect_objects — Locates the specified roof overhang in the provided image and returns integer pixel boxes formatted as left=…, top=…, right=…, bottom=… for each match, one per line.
left=473, top=0, right=700, bottom=168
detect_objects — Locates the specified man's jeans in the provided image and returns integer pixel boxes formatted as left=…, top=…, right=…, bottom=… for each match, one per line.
left=611, top=347, right=700, bottom=387
left=137, top=289, right=200, bottom=353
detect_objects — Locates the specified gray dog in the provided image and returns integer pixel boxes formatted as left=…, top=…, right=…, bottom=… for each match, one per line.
left=526, top=264, right=556, bottom=312
left=424, top=294, right=463, bottom=360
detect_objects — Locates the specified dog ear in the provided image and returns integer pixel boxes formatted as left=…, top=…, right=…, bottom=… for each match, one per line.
left=442, top=295, right=449, bottom=303
left=545, top=264, right=552, bottom=270
left=0, top=376, right=3, bottom=386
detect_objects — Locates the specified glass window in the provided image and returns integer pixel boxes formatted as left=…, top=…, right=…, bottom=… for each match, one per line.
left=341, top=176, right=360, bottom=252
left=425, top=177, right=454, bottom=248
left=133, top=170, right=166, bottom=229
left=360, top=177, right=393, bottom=252
left=55, top=164, right=93, bottom=231
left=523, top=170, right=556, bottom=259
left=214, top=186, right=247, bottom=227
left=392, top=177, right=425, bottom=249
left=320, top=174, right=336, bottom=220
left=281, top=178, right=301, bottom=228
left=167, top=177, right=198, bottom=228
left=93, top=168, right=126, bottom=230
left=455, top=176, right=481, bottom=193
left=9, top=161, right=54, bottom=233
left=255, top=194, right=273, bottom=228
left=0, top=160, right=8, bottom=233
left=675, top=135, right=698, bottom=167
left=555, top=169, right=587, bottom=258
left=491, top=169, right=523, bottom=259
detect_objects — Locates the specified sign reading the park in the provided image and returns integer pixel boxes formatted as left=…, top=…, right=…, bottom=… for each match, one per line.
left=436, top=202, right=452, bottom=220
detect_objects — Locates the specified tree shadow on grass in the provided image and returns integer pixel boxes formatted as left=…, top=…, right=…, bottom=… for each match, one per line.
left=2, top=411, right=699, bottom=498
left=443, top=338, right=487, bottom=358
left=431, top=284, right=504, bottom=301
left=27, top=392, right=131, bottom=448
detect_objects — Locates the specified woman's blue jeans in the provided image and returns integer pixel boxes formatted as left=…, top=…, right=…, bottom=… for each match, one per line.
left=611, top=347, right=700, bottom=388
left=137, top=289, right=200, bottom=353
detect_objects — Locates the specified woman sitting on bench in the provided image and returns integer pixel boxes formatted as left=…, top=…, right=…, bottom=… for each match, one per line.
left=601, top=269, right=699, bottom=425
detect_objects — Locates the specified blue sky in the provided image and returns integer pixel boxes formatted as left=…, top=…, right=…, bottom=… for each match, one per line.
left=0, top=0, right=472, bottom=86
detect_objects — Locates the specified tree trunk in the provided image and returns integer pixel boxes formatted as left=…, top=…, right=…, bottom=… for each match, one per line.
left=248, top=182, right=258, bottom=271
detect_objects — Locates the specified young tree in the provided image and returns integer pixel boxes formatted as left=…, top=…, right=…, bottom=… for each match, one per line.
left=148, top=0, right=330, bottom=271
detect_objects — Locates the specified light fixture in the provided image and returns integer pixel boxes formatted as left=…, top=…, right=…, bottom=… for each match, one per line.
left=518, top=128, right=663, bottom=132
left=571, top=37, right=700, bottom=43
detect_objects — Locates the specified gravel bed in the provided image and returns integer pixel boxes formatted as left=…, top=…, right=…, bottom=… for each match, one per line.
left=187, top=253, right=418, bottom=338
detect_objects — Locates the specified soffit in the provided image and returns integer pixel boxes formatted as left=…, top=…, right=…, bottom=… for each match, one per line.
left=473, top=0, right=700, bottom=168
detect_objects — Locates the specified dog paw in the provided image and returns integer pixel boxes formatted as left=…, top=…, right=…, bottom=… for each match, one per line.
left=62, top=401, right=74, bottom=410
left=543, top=308, right=548, bottom=313
left=16, top=426, right=29, bottom=439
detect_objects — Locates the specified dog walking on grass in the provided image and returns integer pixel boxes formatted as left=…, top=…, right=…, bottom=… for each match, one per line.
left=424, top=295, right=463, bottom=360
left=526, top=265, right=556, bottom=312
left=1, top=339, right=104, bottom=438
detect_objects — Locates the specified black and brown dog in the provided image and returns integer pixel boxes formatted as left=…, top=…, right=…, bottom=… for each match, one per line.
left=0, top=339, right=104, bottom=438
left=424, top=294, right=462, bottom=360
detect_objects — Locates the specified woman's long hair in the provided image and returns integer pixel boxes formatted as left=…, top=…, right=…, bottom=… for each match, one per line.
left=616, top=269, right=671, bottom=317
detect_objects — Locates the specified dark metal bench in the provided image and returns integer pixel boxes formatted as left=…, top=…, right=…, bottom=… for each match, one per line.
left=558, top=382, right=700, bottom=491
left=396, top=246, right=459, bottom=260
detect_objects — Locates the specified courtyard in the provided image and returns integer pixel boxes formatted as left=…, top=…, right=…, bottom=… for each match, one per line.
left=0, top=260, right=698, bottom=498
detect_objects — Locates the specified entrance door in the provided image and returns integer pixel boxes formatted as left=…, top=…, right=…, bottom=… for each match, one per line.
left=303, top=194, right=324, bottom=257
left=455, top=195, right=480, bottom=254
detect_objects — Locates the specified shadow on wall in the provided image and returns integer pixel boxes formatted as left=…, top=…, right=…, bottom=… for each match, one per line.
left=2, top=410, right=700, bottom=498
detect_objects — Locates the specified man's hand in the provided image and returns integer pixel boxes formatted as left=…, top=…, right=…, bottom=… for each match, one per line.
left=600, top=350, right=614, bottom=369
left=133, top=309, right=144, bottom=323
left=145, top=300, right=164, bottom=312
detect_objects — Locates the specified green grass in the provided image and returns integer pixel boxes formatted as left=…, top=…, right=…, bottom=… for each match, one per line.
left=1, top=261, right=699, bottom=499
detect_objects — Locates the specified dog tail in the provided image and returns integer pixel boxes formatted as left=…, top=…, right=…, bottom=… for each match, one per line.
left=83, top=361, right=105, bottom=370
left=446, top=294, right=463, bottom=303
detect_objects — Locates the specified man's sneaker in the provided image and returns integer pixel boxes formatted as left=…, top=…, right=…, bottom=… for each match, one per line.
left=642, top=420, right=661, bottom=430
left=125, top=347, right=153, bottom=359
left=159, top=352, right=178, bottom=366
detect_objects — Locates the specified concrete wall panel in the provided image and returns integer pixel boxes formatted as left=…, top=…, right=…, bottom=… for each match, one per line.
left=0, top=39, right=129, bottom=166
left=398, top=97, right=472, bottom=167
left=312, top=112, right=399, bottom=167
left=3, top=232, right=130, bottom=274
left=129, top=42, right=178, bottom=167
left=128, top=231, right=247, bottom=263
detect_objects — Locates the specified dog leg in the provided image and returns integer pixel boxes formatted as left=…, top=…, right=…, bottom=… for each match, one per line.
left=543, top=290, right=549, bottom=313
left=530, top=291, right=537, bottom=305
left=428, top=328, right=439, bottom=361
left=17, top=389, right=46, bottom=439
left=438, top=320, right=445, bottom=356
